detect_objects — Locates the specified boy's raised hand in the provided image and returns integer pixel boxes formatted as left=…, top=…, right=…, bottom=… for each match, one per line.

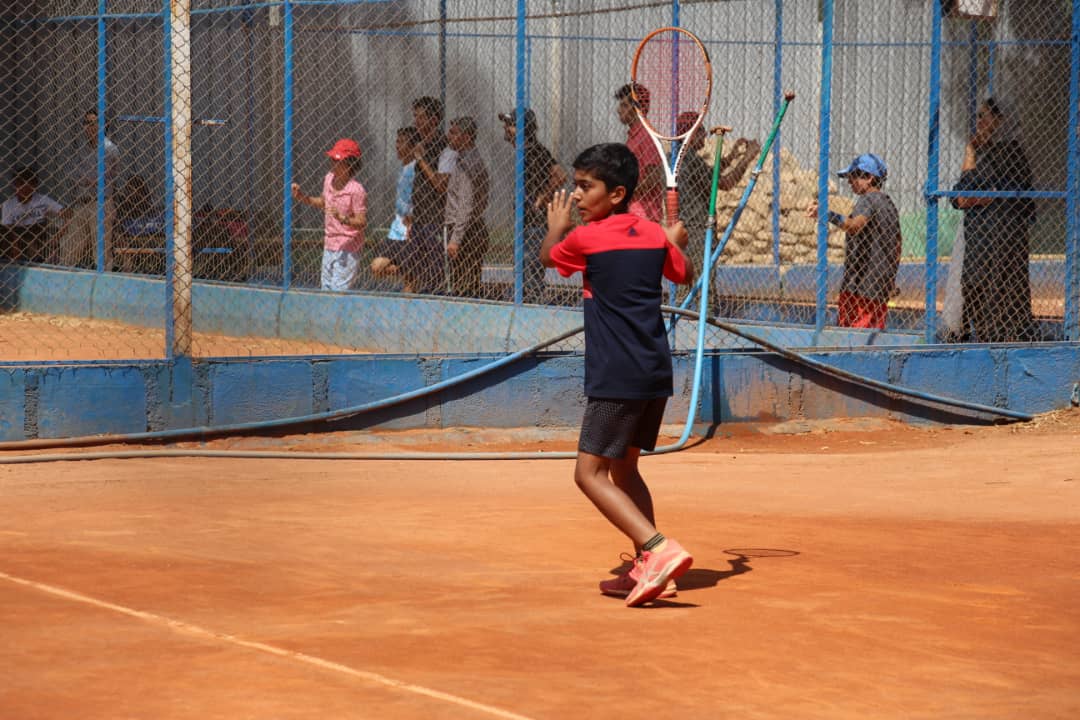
left=546, top=189, right=574, bottom=238
left=664, top=220, right=689, bottom=250
left=805, top=201, right=819, bottom=219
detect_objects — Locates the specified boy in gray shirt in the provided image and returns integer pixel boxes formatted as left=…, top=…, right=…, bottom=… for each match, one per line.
left=808, top=153, right=901, bottom=329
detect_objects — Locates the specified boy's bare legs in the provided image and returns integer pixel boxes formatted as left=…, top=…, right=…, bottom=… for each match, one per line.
left=574, top=450, right=657, bottom=547
left=610, top=447, right=655, bottom=552
left=581, top=448, right=689, bottom=604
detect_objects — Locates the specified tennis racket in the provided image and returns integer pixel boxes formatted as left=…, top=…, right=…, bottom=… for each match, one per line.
left=630, top=26, right=713, bottom=225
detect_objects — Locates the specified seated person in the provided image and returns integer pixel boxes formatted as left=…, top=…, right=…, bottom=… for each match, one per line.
left=113, top=175, right=164, bottom=274
left=113, top=176, right=250, bottom=281
left=1, top=167, right=65, bottom=263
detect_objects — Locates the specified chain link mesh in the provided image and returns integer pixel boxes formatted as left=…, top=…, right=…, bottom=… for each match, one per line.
left=0, top=1, right=1075, bottom=362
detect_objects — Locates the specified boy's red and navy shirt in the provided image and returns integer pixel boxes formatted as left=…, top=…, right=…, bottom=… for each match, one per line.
left=549, top=212, right=690, bottom=400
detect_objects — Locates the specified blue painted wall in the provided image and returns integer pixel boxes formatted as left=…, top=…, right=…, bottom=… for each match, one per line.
left=0, top=266, right=1077, bottom=441
left=0, top=346, right=1077, bottom=441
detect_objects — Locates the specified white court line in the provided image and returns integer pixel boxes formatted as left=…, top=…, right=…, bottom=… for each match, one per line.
left=0, top=570, right=535, bottom=720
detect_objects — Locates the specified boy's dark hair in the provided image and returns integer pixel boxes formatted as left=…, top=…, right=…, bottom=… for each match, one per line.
left=12, top=166, right=39, bottom=187
left=615, top=82, right=650, bottom=116
left=572, top=143, right=638, bottom=211
left=397, top=126, right=422, bottom=146
left=345, top=155, right=363, bottom=175
left=412, top=96, right=444, bottom=122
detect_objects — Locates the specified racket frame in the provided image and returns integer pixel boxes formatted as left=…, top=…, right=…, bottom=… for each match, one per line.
left=629, top=26, right=713, bottom=222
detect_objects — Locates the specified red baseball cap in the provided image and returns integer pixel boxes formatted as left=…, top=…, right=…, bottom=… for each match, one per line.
left=327, top=138, right=361, bottom=160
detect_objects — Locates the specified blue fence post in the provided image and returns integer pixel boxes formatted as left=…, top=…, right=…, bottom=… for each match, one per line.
left=96, top=0, right=108, bottom=274
left=163, top=0, right=176, bottom=358
left=924, top=0, right=944, bottom=343
left=244, top=9, right=256, bottom=221
left=512, top=0, right=526, bottom=304
left=439, top=0, right=448, bottom=115
left=282, top=0, right=295, bottom=289
left=771, top=0, right=783, bottom=266
left=967, top=22, right=980, bottom=135
left=814, top=0, right=835, bottom=337
left=1065, top=0, right=1080, bottom=340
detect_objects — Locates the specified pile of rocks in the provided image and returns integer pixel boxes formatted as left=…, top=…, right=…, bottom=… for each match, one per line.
left=699, top=137, right=854, bottom=266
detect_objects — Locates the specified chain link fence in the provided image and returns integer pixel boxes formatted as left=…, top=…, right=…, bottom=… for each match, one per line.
left=0, top=1, right=1076, bottom=362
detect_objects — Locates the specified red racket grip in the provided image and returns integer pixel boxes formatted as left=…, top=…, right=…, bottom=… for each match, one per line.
left=665, top=189, right=679, bottom=225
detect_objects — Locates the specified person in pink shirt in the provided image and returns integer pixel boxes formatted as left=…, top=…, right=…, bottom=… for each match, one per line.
left=291, top=138, right=367, bottom=291
left=614, top=83, right=663, bottom=223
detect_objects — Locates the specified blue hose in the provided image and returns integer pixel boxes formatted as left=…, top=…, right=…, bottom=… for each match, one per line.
left=0, top=325, right=583, bottom=452
left=678, top=307, right=1033, bottom=423
left=0, top=308, right=1030, bottom=465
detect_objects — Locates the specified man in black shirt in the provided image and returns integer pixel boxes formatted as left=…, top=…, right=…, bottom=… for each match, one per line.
left=499, top=108, right=567, bottom=303
left=403, top=96, right=456, bottom=294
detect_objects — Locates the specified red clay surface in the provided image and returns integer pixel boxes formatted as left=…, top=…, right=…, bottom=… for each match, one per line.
left=2, top=412, right=1079, bottom=719
left=0, top=312, right=370, bottom=360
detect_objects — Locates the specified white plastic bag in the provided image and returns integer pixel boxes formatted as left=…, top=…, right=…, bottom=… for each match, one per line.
left=940, top=223, right=965, bottom=336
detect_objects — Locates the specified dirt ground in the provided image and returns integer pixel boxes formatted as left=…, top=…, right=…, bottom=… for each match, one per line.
left=0, top=312, right=369, bottom=360
left=1, top=411, right=1078, bottom=720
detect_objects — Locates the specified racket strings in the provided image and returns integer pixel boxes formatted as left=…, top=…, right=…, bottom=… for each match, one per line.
left=633, top=31, right=710, bottom=140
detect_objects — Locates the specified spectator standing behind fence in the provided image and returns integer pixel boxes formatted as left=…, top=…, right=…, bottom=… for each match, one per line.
left=66, top=108, right=121, bottom=269
left=444, top=116, right=490, bottom=298
left=371, top=126, right=421, bottom=280
left=675, top=113, right=759, bottom=265
left=498, top=107, right=567, bottom=304
left=1, top=167, right=66, bottom=263
left=950, top=97, right=1037, bottom=343
left=404, top=96, right=457, bottom=294
left=806, top=153, right=901, bottom=330
left=291, top=138, right=367, bottom=292
left=614, top=83, right=663, bottom=223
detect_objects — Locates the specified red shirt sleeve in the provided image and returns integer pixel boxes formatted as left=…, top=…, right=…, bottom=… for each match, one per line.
left=549, top=227, right=587, bottom=278
left=627, top=124, right=661, bottom=170
left=662, top=239, right=690, bottom=284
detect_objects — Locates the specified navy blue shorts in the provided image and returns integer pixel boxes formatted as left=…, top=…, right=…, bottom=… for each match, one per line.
left=578, top=397, right=668, bottom=459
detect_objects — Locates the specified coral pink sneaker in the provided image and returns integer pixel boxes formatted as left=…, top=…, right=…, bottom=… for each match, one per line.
left=599, top=555, right=678, bottom=599
left=625, top=539, right=693, bottom=608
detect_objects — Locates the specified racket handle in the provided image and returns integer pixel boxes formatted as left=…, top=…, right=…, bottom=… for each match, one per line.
left=665, top=189, right=680, bottom=226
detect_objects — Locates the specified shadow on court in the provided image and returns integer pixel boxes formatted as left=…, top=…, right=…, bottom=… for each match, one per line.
left=603, top=547, right=799, bottom=601
left=678, top=548, right=799, bottom=591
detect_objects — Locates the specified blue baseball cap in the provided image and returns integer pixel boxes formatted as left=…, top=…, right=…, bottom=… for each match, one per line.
left=837, top=153, right=888, bottom=180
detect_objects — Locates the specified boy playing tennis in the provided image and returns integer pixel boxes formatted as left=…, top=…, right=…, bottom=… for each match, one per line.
left=542, top=143, right=696, bottom=608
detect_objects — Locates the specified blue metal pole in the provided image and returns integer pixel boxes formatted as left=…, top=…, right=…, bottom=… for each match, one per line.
left=96, top=0, right=108, bottom=273
left=666, top=0, right=680, bottom=321
left=439, top=0, right=447, bottom=115
left=282, top=0, right=294, bottom=289
left=924, top=0, right=944, bottom=343
left=512, top=0, right=526, bottom=304
left=163, top=0, right=176, bottom=358
left=244, top=9, right=256, bottom=222
left=771, top=0, right=783, bottom=266
left=1064, top=0, right=1080, bottom=340
left=814, top=0, right=834, bottom=337
left=968, top=22, right=980, bottom=135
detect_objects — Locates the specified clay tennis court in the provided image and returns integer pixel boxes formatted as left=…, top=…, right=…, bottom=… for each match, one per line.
left=2, top=413, right=1078, bottom=719
left=0, top=312, right=369, bottom=360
